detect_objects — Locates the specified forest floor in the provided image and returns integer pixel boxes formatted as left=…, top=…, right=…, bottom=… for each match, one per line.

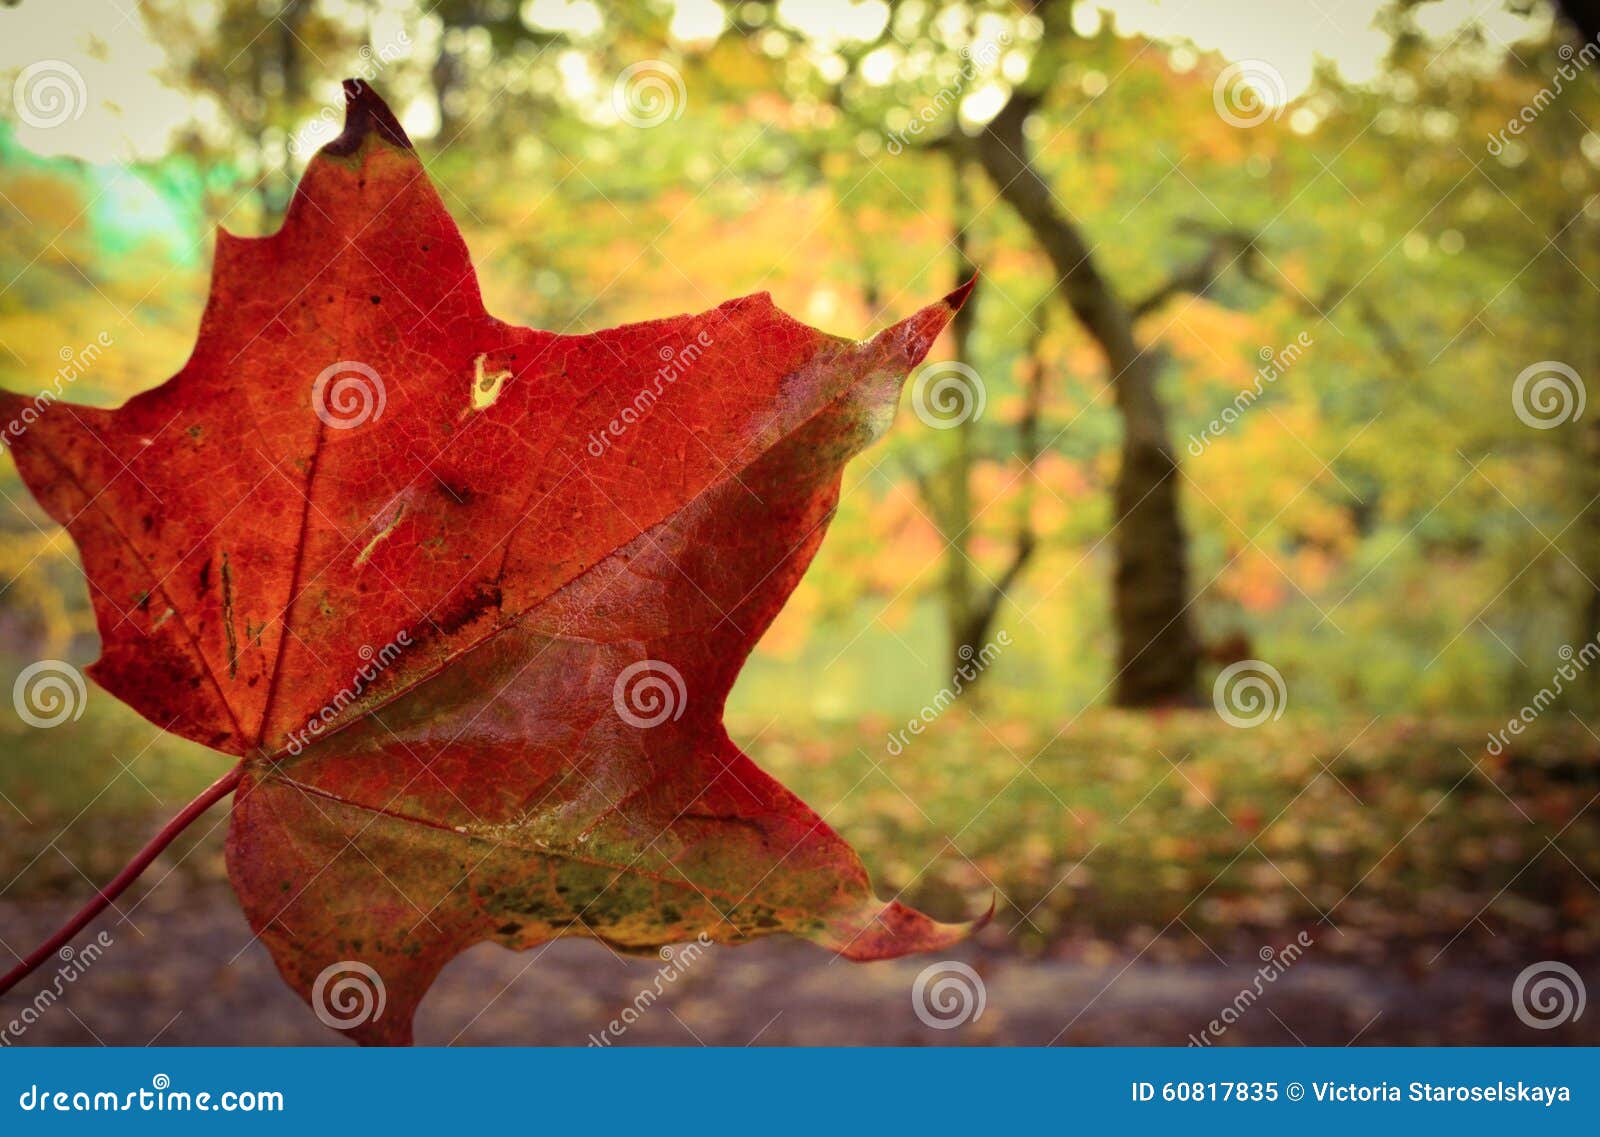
left=3, top=886, right=1595, bottom=1046
left=2, top=710, right=1597, bottom=1044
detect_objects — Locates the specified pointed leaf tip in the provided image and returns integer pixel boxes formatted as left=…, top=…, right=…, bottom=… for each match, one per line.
left=973, top=892, right=997, bottom=934
left=877, top=274, right=977, bottom=368
left=943, top=271, right=979, bottom=312
left=324, top=79, right=413, bottom=158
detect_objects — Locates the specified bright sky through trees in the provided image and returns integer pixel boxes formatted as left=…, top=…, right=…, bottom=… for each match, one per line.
left=0, top=0, right=1550, bottom=164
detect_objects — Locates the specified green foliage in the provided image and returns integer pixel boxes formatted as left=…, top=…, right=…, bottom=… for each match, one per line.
left=5, top=1, right=1600, bottom=718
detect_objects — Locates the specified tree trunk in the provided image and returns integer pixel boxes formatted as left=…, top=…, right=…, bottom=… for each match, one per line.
left=949, top=319, right=1044, bottom=688
left=972, top=92, right=1199, bottom=706
left=913, top=155, right=1036, bottom=698
left=940, top=160, right=984, bottom=684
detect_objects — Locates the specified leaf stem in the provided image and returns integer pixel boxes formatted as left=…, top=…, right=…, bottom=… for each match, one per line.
left=0, top=761, right=244, bottom=998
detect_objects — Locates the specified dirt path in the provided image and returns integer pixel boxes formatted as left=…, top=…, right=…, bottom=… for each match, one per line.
left=1, top=889, right=1592, bottom=1046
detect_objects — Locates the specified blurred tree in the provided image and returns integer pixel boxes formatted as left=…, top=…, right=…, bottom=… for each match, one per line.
left=912, top=156, right=1038, bottom=687
left=965, top=0, right=1208, bottom=705
left=145, top=0, right=342, bottom=222
left=720, top=0, right=1300, bottom=705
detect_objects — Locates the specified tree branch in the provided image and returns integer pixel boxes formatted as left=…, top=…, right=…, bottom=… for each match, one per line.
left=1131, top=227, right=1261, bottom=318
left=1239, top=262, right=1414, bottom=370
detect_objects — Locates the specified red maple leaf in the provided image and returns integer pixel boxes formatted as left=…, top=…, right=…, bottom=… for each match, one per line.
left=0, top=83, right=981, bottom=1044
